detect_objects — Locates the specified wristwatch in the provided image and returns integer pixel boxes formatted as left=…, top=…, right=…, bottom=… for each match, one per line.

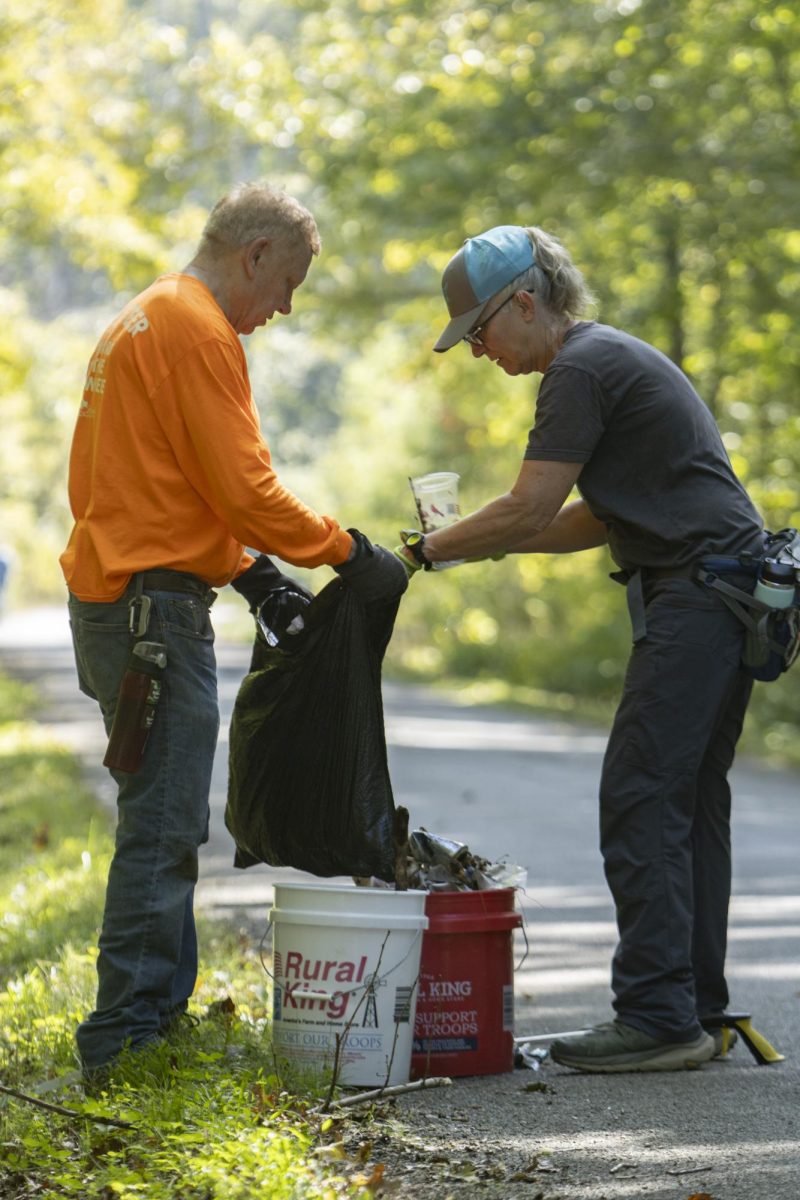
left=405, top=531, right=432, bottom=570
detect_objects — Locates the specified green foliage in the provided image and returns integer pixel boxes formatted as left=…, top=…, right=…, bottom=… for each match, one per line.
left=0, top=672, right=35, bottom=723
left=2, top=0, right=799, bottom=746
left=0, top=723, right=110, bottom=975
left=0, top=671, right=366, bottom=1197
left=1, top=981, right=357, bottom=1198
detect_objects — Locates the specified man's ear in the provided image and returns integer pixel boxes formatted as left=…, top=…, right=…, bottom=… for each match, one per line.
left=244, top=237, right=271, bottom=277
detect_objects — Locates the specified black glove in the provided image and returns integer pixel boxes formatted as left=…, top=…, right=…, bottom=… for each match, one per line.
left=333, top=529, right=409, bottom=603
left=231, top=555, right=313, bottom=614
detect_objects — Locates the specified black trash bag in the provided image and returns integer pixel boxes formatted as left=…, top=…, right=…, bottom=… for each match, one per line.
left=225, top=578, right=401, bottom=882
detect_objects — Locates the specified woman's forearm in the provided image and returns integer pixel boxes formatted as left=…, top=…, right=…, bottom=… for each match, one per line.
left=507, top=499, right=608, bottom=554
left=423, top=460, right=584, bottom=563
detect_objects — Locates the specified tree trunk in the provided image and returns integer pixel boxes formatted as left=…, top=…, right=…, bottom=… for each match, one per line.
left=662, top=215, right=685, bottom=371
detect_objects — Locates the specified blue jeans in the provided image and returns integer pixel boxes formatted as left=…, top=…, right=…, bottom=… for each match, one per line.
left=68, top=583, right=219, bottom=1069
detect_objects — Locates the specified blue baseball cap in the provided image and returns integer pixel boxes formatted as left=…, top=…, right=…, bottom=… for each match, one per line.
left=433, top=225, right=536, bottom=352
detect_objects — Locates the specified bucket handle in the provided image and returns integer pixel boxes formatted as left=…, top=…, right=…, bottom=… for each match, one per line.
left=515, top=903, right=530, bottom=973
left=259, top=919, right=424, bottom=1000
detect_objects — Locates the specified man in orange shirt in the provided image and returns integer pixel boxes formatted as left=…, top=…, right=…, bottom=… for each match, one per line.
left=62, top=182, right=406, bottom=1078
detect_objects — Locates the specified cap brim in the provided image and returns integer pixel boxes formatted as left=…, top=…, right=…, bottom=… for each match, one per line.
left=433, top=269, right=535, bottom=353
left=433, top=299, right=486, bottom=353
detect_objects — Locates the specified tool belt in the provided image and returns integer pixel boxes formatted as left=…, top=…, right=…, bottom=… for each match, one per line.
left=613, top=529, right=800, bottom=682
left=694, top=533, right=800, bottom=681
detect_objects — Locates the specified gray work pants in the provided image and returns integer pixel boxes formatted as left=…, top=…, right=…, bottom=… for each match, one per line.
left=600, top=577, right=753, bottom=1042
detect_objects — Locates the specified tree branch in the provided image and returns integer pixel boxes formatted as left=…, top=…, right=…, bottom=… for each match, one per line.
left=0, top=1081, right=136, bottom=1130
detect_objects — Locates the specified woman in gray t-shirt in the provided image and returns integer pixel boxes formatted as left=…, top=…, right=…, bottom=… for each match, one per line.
left=401, top=223, right=762, bottom=1074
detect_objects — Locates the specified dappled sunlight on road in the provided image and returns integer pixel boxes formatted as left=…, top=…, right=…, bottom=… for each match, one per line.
left=733, top=962, right=800, bottom=979
left=402, top=1061, right=800, bottom=1198
left=727, top=923, right=800, bottom=940
left=730, top=894, right=800, bottom=918
left=516, top=965, right=613, bottom=994
left=385, top=713, right=608, bottom=753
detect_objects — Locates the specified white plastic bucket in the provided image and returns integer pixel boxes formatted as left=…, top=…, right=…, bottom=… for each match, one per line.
left=269, top=883, right=429, bottom=1087
left=409, top=472, right=461, bottom=532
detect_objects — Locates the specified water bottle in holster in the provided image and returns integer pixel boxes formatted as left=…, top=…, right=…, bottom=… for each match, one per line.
left=104, top=641, right=167, bottom=773
left=741, top=560, right=798, bottom=677
left=696, top=536, right=800, bottom=681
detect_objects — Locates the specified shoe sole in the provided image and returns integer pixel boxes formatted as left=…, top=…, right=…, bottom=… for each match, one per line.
left=551, top=1033, right=715, bottom=1074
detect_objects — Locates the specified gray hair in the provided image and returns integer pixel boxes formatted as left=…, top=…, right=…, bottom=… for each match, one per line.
left=198, top=182, right=321, bottom=258
left=514, top=227, right=595, bottom=318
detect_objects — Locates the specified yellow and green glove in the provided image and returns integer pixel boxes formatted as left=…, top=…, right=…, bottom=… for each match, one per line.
left=394, top=528, right=506, bottom=573
left=393, top=530, right=430, bottom=575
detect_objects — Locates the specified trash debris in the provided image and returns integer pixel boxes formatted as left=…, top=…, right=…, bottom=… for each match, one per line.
left=254, top=585, right=310, bottom=650
left=407, top=829, right=526, bottom=891
left=536, top=1157, right=559, bottom=1173
left=515, top=1044, right=549, bottom=1070
left=359, top=828, right=526, bottom=892
left=360, top=828, right=526, bottom=892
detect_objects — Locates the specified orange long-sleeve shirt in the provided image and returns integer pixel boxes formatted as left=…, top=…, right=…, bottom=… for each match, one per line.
left=60, top=274, right=352, bottom=601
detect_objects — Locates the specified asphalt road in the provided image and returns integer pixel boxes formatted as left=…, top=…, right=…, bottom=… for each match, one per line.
left=2, top=606, right=799, bottom=1198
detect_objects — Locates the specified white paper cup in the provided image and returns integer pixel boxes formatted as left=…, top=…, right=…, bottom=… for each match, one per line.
left=409, top=472, right=460, bottom=532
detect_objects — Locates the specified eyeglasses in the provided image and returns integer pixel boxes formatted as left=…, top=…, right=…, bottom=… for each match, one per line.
left=463, top=290, right=531, bottom=346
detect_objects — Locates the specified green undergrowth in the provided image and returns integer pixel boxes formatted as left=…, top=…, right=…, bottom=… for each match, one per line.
left=0, top=669, right=375, bottom=1199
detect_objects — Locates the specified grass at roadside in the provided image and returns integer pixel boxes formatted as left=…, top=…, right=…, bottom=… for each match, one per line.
left=0, top=669, right=373, bottom=1200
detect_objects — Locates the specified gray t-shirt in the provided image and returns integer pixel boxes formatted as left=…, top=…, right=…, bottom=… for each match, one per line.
left=524, top=322, right=764, bottom=570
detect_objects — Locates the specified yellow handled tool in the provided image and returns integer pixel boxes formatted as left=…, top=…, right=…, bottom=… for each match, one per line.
left=700, top=1012, right=784, bottom=1065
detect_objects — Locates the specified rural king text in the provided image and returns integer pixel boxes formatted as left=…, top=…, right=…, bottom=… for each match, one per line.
left=278, top=951, right=369, bottom=1020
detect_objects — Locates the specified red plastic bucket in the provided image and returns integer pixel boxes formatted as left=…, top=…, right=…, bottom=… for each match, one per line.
left=411, top=888, right=522, bottom=1078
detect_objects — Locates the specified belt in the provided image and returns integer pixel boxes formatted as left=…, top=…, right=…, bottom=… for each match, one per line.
left=617, top=561, right=758, bottom=645
left=611, top=564, right=699, bottom=645
left=127, top=569, right=216, bottom=637
left=134, top=569, right=216, bottom=602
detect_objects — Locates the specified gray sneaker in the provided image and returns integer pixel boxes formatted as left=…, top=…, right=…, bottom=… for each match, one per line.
left=550, top=1020, right=715, bottom=1073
